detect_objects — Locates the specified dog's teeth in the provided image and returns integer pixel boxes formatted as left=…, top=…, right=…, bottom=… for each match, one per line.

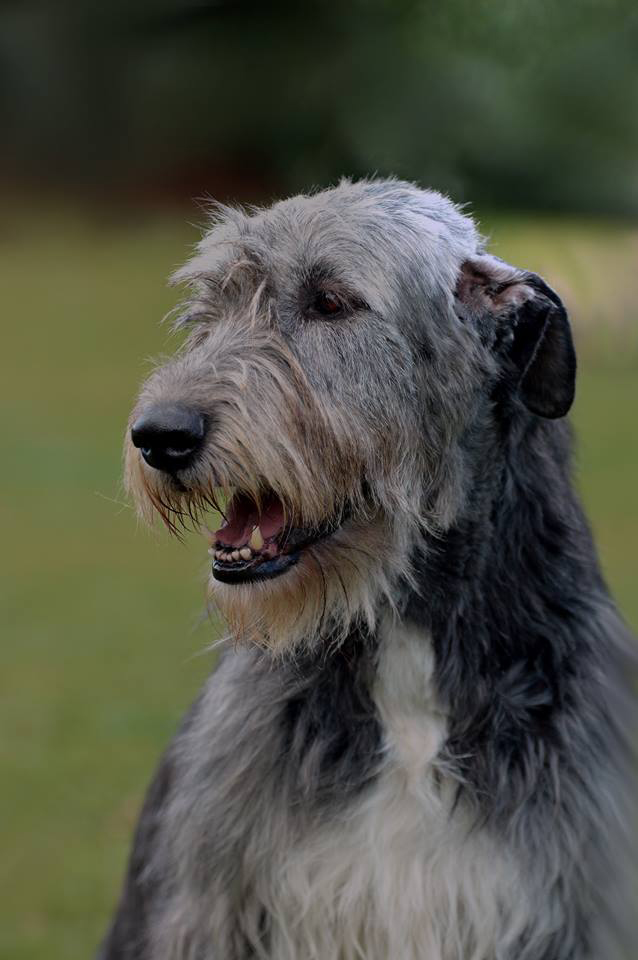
left=249, top=527, right=264, bottom=551
left=240, top=547, right=252, bottom=561
left=231, top=550, right=240, bottom=561
left=214, top=549, right=223, bottom=559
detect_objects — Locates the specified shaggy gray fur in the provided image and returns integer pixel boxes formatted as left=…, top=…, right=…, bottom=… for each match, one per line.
left=102, top=179, right=635, bottom=959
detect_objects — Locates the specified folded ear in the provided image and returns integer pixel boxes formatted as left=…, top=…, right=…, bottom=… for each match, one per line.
left=455, top=254, right=576, bottom=419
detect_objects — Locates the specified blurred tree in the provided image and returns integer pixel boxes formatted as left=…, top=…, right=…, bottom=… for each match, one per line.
left=1, top=0, right=637, bottom=213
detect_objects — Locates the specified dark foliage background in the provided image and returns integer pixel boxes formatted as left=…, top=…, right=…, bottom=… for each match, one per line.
left=1, top=0, right=637, bottom=212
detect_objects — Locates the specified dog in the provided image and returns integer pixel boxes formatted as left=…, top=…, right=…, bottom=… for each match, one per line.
left=99, top=178, right=635, bottom=959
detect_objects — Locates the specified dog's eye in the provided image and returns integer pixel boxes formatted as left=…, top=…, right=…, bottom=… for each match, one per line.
left=314, top=291, right=343, bottom=316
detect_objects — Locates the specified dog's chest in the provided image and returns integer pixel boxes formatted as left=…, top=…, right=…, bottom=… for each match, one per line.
left=266, top=622, right=531, bottom=960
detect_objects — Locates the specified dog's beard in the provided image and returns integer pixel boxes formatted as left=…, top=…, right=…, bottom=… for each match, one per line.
left=208, top=515, right=411, bottom=656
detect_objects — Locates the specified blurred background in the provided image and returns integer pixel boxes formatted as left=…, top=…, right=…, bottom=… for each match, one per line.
left=1, top=2, right=637, bottom=957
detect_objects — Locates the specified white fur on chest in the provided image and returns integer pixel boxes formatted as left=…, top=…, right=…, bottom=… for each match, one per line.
left=265, top=619, right=532, bottom=960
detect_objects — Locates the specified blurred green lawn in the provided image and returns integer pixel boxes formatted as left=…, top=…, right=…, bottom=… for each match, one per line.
left=1, top=209, right=637, bottom=960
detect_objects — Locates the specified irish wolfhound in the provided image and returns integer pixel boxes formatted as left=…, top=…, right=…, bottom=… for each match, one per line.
left=100, top=179, right=634, bottom=959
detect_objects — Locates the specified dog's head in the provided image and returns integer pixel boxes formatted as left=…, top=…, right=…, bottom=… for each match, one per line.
left=125, top=179, right=575, bottom=653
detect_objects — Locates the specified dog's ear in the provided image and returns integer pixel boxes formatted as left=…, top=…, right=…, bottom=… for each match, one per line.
left=455, top=254, right=576, bottom=419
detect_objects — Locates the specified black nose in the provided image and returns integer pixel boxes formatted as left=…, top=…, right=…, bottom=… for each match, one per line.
left=131, top=404, right=205, bottom=473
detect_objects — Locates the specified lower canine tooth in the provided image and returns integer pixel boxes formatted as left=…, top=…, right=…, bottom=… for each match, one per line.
left=240, top=547, right=252, bottom=561
left=249, top=527, right=264, bottom=551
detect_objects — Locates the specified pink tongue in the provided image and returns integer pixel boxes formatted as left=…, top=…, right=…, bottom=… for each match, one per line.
left=259, top=498, right=286, bottom=539
left=215, top=493, right=285, bottom=548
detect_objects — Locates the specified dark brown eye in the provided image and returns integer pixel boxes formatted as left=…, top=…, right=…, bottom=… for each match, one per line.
left=314, top=291, right=342, bottom=316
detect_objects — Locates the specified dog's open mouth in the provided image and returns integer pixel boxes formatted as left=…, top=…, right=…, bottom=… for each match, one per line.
left=210, top=491, right=343, bottom=584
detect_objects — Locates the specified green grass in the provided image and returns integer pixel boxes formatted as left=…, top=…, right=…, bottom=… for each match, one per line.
left=1, top=209, right=637, bottom=959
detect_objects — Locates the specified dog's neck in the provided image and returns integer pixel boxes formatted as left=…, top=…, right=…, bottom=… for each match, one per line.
left=403, top=411, right=607, bottom=817
left=408, top=411, right=602, bottom=639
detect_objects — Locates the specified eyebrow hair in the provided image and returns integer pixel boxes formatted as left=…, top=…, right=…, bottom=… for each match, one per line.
left=301, top=260, right=369, bottom=304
